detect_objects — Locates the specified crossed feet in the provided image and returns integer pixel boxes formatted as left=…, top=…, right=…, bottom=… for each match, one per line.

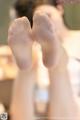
left=8, top=6, right=64, bottom=71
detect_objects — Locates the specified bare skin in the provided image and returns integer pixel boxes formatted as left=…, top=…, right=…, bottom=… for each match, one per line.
left=8, top=5, right=80, bottom=120
left=8, top=17, right=35, bottom=120
left=33, top=12, right=61, bottom=68
left=8, top=17, right=33, bottom=70
left=8, top=16, right=48, bottom=120
left=33, top=6, right=80, bottom=119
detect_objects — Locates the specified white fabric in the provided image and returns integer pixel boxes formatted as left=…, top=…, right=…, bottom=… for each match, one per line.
left=67, top=58, right=80, bottom=96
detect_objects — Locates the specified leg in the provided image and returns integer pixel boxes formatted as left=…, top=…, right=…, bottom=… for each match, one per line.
left=33, top=12, right=80, bottom=119
left=8, top=17, right=35, bottom=120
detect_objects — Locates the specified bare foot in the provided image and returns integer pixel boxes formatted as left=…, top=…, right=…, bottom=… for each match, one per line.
left=33, top=11, right=62, bottom=68
left=8, top=17, right=33, bottom=70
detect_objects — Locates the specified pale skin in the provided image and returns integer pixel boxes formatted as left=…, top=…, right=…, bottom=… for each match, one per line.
left=8, top=5, right=80, bottom=120
left=8, top=17, right=35, bottom=120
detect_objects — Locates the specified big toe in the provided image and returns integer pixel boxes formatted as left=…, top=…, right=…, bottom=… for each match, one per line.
left=33, top=12, right=51, bottom=28
left=21, top=17, right=31, bottom=32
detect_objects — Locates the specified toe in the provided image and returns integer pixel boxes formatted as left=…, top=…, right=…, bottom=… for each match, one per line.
left=22, top=17, right=31, bottom=31
left=33, top=12, right=52, bottom=31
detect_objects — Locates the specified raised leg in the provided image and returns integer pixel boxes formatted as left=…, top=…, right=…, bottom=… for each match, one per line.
left=8, top=17, right=35, bottom=120
left=33, top=10, right=80, bottom=119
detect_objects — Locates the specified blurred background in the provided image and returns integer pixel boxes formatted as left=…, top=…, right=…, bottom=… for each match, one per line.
left=1, top=2, right=80, bottom=44
left=0, top=0, right=80, bottom=119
